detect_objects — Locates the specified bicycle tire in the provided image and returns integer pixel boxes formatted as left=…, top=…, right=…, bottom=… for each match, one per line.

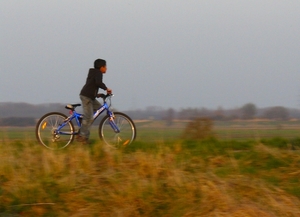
left=99, top=112, right=136, bottom=148
left=36, top=112, right=75, bottom=150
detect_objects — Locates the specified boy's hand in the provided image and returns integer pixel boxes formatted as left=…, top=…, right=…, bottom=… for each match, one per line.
left=106, top=88, right=112, bottom=94
left=97, top=93, right=105, bottom=98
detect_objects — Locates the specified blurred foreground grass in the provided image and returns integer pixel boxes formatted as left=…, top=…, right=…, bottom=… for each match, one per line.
left=1, top=137, right=300, bottom=216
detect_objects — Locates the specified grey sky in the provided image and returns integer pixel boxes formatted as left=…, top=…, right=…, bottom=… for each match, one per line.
left=1, top=0, right=300, bottom=110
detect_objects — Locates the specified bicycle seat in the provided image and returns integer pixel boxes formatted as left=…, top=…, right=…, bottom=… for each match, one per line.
left=65, top=104, right=81, bottom=110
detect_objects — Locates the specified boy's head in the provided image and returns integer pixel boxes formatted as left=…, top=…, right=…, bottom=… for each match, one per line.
left=94, top=59, right=106, bottom=70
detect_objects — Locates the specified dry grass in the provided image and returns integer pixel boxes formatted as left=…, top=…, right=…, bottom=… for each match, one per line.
left=0, top=138, right=300, bottom=216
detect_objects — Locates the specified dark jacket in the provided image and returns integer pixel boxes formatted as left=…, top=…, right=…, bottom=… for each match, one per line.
left=80, top=68, right=107, bottom=99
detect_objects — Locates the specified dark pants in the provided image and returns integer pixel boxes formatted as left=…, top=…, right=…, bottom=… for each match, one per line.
left=79, top=95, right=101, bottom=139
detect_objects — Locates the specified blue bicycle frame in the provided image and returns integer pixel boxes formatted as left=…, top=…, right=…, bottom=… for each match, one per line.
left=56, top=97, right=120, bottom=136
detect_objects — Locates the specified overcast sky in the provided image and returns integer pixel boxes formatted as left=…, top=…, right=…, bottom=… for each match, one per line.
left=1, top=0, right=300, bottom=111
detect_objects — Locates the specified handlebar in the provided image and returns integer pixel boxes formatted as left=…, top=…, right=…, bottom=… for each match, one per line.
left=97, top=93, right=113, bottom=100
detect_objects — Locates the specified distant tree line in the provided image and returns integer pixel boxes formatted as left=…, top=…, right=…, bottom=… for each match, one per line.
left=0, top=117, right=36, bottom=127
left=0, top=102, right=66, bottom=118
left=0, top=102, right=300, bottom=126
left=0, top=102, right=66, bottom=127
left=125, top=103, right=300, bottom=122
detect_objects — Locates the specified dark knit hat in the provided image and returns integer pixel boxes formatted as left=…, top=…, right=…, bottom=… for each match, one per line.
left=94, top=59, right=106, bottom=69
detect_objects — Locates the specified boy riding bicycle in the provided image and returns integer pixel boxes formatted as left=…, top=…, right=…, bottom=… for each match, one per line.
left=78, top=59, right=112, bottom=144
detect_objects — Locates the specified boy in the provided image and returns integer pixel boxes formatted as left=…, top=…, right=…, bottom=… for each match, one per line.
left=78, top=59, right=112, bottom=144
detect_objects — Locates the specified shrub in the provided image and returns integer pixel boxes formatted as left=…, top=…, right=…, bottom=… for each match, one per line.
left=182, top=117, right=214, bottom=140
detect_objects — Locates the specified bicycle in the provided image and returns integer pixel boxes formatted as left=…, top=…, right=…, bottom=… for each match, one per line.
left=35, top=94, right=136, bottom=150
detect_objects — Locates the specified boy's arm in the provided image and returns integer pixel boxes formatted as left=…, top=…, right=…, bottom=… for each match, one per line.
left=95, top=73, right=112, bottom=93
left=95, top=73, right=107, bottom=90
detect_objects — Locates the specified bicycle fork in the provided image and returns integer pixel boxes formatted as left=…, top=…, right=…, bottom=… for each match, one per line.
left=108, top=114, right=130, bottom=146
left=108, top=116, right=120, bottom=133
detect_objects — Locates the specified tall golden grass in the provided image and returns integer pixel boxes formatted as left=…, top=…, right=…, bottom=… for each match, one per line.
left=0, top=138, right=300, bottom=216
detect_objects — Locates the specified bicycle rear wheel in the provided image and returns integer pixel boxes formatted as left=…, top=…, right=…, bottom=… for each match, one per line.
left=36, top=112, right=75, bottom=150
left=99, top=112, right=136, bottom=148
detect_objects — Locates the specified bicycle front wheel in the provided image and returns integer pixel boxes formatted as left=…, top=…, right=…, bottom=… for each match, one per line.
left=99, top=112, right=136, bottom=148
left=36, top=112, right=75, bottom=150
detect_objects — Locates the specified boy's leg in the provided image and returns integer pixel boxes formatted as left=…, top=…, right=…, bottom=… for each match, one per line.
left=92, top=99, right=101, bottom=112
left=79, top=95, right=94, bottom=140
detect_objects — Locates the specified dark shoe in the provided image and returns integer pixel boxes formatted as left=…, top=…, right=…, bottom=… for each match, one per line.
left=77, top=135, right=90, bottom=144
left=82, top=139, right=91, bottom=145
left=76, top=135, right=84, bottom=142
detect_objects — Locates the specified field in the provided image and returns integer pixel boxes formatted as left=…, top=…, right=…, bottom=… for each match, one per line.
left=1, top=120, right=300, bottom=216
left=136, top=119, right=300, bottom=142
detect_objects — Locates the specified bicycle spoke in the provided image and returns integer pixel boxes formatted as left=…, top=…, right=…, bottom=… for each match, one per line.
left=36, top=112, right=74, bottom=150
left=99, top=112, right=136, bottom=148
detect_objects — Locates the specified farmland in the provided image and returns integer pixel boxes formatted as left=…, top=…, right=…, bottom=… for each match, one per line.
left=0, top=120, right=300, bottom=216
